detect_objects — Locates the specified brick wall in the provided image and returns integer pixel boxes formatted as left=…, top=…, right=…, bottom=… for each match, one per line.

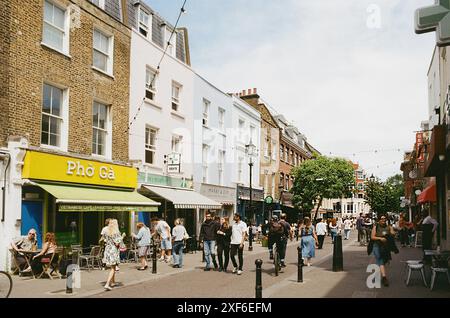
left=3, top=0, right=131, bottom=162
left=0, top=0, right=12, bottom=145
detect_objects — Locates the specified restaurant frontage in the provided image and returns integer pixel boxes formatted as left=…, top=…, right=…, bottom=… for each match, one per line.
left=20, top=150, right=160, bottom=248
left=137, top=172, right=222, bottom=238
left=237, top=185, right=264, bottom=225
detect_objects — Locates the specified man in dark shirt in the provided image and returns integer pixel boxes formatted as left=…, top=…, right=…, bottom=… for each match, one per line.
left=199, top=213, right=220, bottom=271
left=279, top=213, right=292, bottom=267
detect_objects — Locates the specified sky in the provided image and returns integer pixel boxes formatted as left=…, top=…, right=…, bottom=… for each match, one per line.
left=144, top=0, right=436, bottom=181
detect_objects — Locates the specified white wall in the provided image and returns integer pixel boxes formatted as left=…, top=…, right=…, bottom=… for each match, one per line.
left=129, top=30, right=194, bottom=179
left=427, top=47, right=440, bottom=126
left=231, top=96, right=261, bottom=189
left=193, top=74, right=234, bottom=187
left=0, top=139, right=28, bottom=271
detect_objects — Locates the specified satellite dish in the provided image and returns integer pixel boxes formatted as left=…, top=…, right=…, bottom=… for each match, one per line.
left=409, top=169, right=417, bottom=179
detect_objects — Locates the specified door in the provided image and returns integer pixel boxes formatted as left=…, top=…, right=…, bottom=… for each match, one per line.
left=21, top=201, right=43, bottom=248
left=82, top=213, right=100, bottom=247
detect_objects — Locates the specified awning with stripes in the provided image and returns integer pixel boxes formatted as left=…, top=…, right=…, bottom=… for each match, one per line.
left=142, top=185, right=222, bottom=210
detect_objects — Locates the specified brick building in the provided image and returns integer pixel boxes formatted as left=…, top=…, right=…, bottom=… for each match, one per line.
left=0, top=0, right=160, bottom=270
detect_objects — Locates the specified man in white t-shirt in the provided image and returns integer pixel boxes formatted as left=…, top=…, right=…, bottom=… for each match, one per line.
left=230, top=213, right=248, bottom=275
left=343, top=218, right=352, bottom=240
left=154, top=217, right=172, bottom=262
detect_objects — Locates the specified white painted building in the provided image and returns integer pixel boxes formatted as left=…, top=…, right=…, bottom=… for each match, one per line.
left=193, top=74, right=237, bottom=222
left=231, top=95, right=262, bottom=221
left=127, top=2, right=221, bottom=236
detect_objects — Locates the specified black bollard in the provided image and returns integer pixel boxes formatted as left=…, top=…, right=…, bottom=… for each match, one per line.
left=333, top=235, right=343, bottom=272
left=297, top=246, right=303, bottom=283
left=255, top=259, right=263, bottom=298
left=152, top=241, right=157, bottom=274
left=66, top=270, right=73, bottom=294
left=249, top=231, right=253, bottom=251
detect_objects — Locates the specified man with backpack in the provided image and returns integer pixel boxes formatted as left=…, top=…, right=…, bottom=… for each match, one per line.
left=268, top=215, right=284, bottom=265
left=278, top=213, right=293, bottom=267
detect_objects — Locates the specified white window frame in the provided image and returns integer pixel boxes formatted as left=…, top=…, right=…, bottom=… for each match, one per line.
left=202, top=99, right=210, bottom=127
left=164, top=26, right=176, bottom=56
left=145, top=126, right=158, bottom=165
left=202, top=144, right=209, bottom=183
left=145, top=66, right=157, bottom=101
left=91, top=0, right=105, bottom=9
left=238, top=157, right=244, bottom=183
left=93, top=28, right=114, bottom=75
left=172, top=135, right=182, bottom=154
left=171, top=81, right=181, bottom=112
left=138, top=7, right=151, bottom=38
left=92, top=101, right=112, bottom=159
left=280, top=145, right=284, bottom=161
left=250, top=125, right=256, bottom=144
left=42, top=0, right=70, bottom=55
left=264, top=139, right=269, bottom=158
left=238, top=119, right=245, bottom=143
left=218, top=108, right=225, bottom=132
left=218, top=150, right=225, bottom=186
left=271, top=141, right=277, bottom=161
left=40, top=82, right=68, bottom=151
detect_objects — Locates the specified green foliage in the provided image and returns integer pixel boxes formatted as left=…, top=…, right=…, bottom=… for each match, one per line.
left=365, top=174, right=404, bottom=215
left=291, top=156, right=355, bottom=215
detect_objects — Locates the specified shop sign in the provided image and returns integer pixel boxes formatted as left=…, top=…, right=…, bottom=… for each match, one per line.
left=139, top=172, right=193, bottom=189
left=22, top=151, right=137, bottom=188
left=200, top=184, right=236, bottom=203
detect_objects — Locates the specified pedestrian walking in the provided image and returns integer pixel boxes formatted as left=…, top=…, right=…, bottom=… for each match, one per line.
left=315, top=218, right=327, bottom=249
left=230, top=213, right=248, bottom=275
left=216, top=217, right=232, bottom=272
left=368, top=214, right=398, bottom=287
left=279, top=213, right=292, bottom=267
left=172, top=218, right=188, bottom=268
left=329, top=218, right=338, bottom=243
left=398, top=213, right=409, bottom=247
left=356, top=213, right=365, bottom=245
left=300, top=217, right=318, bottom=266
left=154, top=217, right=172, bottom=263
left=131, top=222, right=151, bottom=270
left=200, top=213, right=220, bottom=271
left=343, top=218, right=352, bottom=240
left=102, top=219, right=123, bottom=291
left=364, top=214, right=373, bottom=245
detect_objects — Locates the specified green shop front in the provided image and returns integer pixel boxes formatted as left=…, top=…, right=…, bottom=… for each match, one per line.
left=21, top=151, right=159, bottom=248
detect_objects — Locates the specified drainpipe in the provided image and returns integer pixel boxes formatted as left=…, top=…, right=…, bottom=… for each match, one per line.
left=0, top=151, right=11, bottom=222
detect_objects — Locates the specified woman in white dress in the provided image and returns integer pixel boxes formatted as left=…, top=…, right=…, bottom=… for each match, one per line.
left=102, top=219, right=123, bottom=290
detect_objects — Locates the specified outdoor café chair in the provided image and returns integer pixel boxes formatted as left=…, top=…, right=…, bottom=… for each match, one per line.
left=79, top=246, right=102, bottom=271
left=430, top=256, right=450, bottom=291
left=37, top=249, right=63, bottom=280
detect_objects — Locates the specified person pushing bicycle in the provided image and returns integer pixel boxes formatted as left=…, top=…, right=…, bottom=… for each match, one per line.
left=268, top=215, right=285, bottom=266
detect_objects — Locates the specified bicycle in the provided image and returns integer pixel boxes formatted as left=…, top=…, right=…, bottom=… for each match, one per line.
left=0, top=271, right=12, bottom=298
left=273, top=245, right=282, bottom=276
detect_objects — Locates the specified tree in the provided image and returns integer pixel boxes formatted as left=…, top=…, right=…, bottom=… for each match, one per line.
left=291, top=156, right=355, bottom=221
left=364, top=174, right=405, bottom=216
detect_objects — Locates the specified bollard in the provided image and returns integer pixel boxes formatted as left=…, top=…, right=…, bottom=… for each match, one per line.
left=333, top=235, right=343, bottom=272
left=66, top=270, right=73, bottom=294
left=255, top=259, right=263, bottom=298
left=152, top=241, right=157, bottom=274
left=249, top=231, right=253, bottom=251
left=297, top=246, right=303, bottom=283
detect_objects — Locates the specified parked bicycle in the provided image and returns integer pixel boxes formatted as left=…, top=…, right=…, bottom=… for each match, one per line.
left=0, top=271, right=12, bottom=298
left=273, top=245, right=282, bottom=276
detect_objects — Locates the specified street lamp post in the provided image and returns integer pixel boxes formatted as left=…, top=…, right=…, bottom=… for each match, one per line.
left=245, top=140, right=257, bottom=252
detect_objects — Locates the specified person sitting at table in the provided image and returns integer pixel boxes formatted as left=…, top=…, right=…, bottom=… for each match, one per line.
left=10, top=229, right=38, bottom=272
left=30, top=232, right=58, bottom=274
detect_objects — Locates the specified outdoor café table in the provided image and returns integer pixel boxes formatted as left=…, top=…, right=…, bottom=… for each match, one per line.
left=19, top=249, right=41, bottom=279
left=424, top=250, right=450, bottom=267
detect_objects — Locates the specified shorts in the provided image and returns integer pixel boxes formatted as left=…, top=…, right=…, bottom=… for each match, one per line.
left=161, top=238, right=172, bottom=250
left=372, top=244, right=385, bottom=266
left=138, top=246, right=149, bottom=257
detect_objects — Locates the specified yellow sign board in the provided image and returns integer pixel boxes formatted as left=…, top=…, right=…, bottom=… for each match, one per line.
left=22, top=151, right=137, bottom=189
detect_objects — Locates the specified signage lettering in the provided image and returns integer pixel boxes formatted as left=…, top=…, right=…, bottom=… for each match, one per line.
left=67, top=161, right=116, bottom=181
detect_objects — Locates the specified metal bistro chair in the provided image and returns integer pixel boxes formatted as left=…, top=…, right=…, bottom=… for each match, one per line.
left=430, top=255, right=450, bottom=291
left=79, top=246, right=102, bottom=271
left=126, top=241, right=139, bottom=263
left=405, top=261, right=428, bottom=287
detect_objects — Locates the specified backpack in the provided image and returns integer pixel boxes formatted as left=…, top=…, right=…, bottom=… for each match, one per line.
left=270, top=221, right=284, bottom=236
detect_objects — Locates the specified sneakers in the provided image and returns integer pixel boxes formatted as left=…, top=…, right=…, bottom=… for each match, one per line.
left=232, top=267, right=237, bottom=274
left=269, top=252, right=274, bottom=260
left=173, top=264, right=180, bottom=268
left=204, top=267, right=211, bottom=271
left=280, top=262, right=286, bottom=268
left=382, top=277, right=389, bottom=287
left=237, top=270, right=243, bottom=275
left=158, top=257, right=165, bottom=262
left=104, top=285, right=112, bottom=291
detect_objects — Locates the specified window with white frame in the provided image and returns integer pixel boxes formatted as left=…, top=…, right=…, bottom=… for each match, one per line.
left=164, top=27, right=176, bottom=56
left=280, top=145, right=284, bottom=161
left=145, top=67, right=157, bottom=101
left=41, top=83, right=64, bottom=148
left=238, top=119, right=245, bottom=142
left=238, top=157, right=243, bottom=183
left=218, top=108, right=225, bottom=132
left=218, top=150, right=225, bottom=186
left=171, top=82, right=181, bottom=112
left=145, top=127, right=157, bottom=164
left=357, top=182, right=364, bottom=191
left=91, top=0, right=105, bottom=9
left=93, top=29, right=113, bottom=74
left=92, top=101, right=110, bottom=156
left=285, top=175, right=290, bottom=190
left=202, top=145, right=209, bottom=183
left=290, top=150, right=294, bottom=165
left=202, top=99, right=210, bottom=127
left=285, top=147, right=289, bottom=163
left=42, top=0, right=68, bottom=53
left=347, top=203, right=354, bottom=214
left=172, top=135, right=182, bottom=153
left=250, top=125, right=256, bottom=143
left=356, top=171, right=364, bottom=180
left=138, top=8, right=150, bottom=38
left=264, top=139, right=269, bottom=157
left=272, top=141, right=277, bottom=161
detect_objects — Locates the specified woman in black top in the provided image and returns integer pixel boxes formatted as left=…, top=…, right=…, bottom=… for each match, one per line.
left=216, top=217, right=232, bottom=272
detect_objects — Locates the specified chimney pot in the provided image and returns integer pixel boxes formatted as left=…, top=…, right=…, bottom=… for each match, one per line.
left=253, top=88, right=257, bottom=94
left=242, top=90, right=246, bottom=95
left=248, top=89, right=251, bottom=95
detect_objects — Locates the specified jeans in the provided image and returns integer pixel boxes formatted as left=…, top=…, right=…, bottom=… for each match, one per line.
left=172, top=241, right=184, bottom=267
left=330, top=229, right=337, bottom=243
left=217, top=243, right=230, bottom=270
left=357, top=229, right=365, bottom=244
left=230, top=244, right=244, bottom=270
left=203, top=240, right=216, bottom=269
left=344, top=229, right=350, bottom=240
